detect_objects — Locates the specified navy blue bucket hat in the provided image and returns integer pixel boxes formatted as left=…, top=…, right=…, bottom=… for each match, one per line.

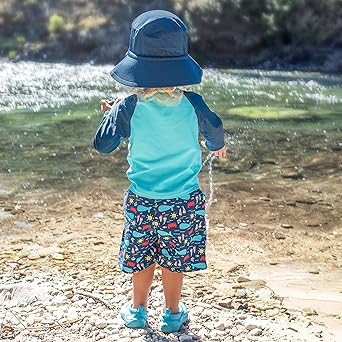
left=110, top=10, right=202, bottom=87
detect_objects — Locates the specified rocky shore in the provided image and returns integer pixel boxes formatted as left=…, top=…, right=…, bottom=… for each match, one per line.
left=1, top=174, right=341, bottom=341
left=0, top=256, right=336, bottom=342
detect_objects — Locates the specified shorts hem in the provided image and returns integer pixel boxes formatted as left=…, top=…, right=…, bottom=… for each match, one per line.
left=157, top=259, right=207, bottom=273
left=118, top=260, right=156, bottom=274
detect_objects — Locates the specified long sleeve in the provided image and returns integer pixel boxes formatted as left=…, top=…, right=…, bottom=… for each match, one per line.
left=184, top=91, right=224, bottom=151
left=93, top=94, right=137, bottom=153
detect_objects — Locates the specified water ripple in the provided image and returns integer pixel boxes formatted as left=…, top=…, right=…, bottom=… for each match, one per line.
left=0, top=61, right=341, bottom=113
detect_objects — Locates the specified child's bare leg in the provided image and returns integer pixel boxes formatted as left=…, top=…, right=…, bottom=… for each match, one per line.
left=161, top=267, right=183, bottom=313
left=132, top=263, right=156, bottom=309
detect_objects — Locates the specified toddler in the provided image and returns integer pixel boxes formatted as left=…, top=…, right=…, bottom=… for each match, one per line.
left=93, top=10, right=226, bottom=333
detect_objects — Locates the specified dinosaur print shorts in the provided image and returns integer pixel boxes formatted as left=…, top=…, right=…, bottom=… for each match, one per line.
left=118, top=188, right=207, bottom=273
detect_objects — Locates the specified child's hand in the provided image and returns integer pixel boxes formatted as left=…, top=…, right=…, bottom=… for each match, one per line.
left=201, top=141, right=227, bottom=159
left=100, top=100, right=112, bottom=113
left=212, top=145, right=227, bottom=158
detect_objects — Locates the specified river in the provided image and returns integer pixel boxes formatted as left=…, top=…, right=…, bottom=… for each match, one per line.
left=0, top=61, right=341, bottom=200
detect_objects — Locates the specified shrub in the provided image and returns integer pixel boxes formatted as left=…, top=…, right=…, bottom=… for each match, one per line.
left=15, top=35, right=26, bottom=47
left=48, top=14, right=65, bottom=35
left=8, top=50, right=17, bottom=59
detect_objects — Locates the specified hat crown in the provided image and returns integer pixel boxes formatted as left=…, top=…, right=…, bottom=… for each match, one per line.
left=129, top=10, right=188, bottom=57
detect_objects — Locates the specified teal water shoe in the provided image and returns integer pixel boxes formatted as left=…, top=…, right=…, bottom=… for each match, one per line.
left=120, top=302, right=148, bottom=329
left=161, top=302, right=188, bottom=333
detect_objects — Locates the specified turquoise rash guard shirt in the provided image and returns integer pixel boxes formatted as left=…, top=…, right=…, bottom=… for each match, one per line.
left=93, top=91, right=225, bottom=199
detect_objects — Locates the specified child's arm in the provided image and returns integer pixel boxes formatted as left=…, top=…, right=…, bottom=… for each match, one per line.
left=93, top=95, right=137, bottom=153
left=184, top=91, right=225, bottom=155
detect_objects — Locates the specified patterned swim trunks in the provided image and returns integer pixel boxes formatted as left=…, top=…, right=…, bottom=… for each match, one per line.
left=118, top=188, right=207, bottom=273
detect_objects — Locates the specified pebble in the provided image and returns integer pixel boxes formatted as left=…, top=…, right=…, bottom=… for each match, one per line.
left=249, top=328, right=263, bottom=336
left=179, top=335, right=193, bottom=342
left=52, top=309, right=64, bottom=319
left=281, top=223, right=293, bottom=229
left=74, top=299, right=88, bottom=307
left=89, top=314, right=99, bottom=325
left=27, top=254, right=41, bottom=260
left=237, top=276, right=251, bottom=282
left=230, top=325, right=244, bottom=337
left=218, top=300, right=232, bottom=309
left=51, top=295, right=68, bottom=305
left=236, top=289, right=247, bottom=297
left=214, top=322, right=225, bottom=331
left=197, top=327, right=208, bottom=337
left=67, top=307, right=79, bottom=321
left=51, top=253, right=65, bottom=260
left=274, top=232, right=286, bottom=239
left=95, top=318, right=107, bottom=329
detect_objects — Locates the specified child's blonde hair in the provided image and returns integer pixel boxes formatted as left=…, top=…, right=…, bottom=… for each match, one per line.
left=138, top=87, right=183, bottom=103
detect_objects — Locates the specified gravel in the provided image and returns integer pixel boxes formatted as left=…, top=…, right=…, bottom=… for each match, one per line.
left=0, top=265, right=337, bottom=342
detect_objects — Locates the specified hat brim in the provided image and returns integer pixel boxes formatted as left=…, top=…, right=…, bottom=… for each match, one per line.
left=110, top=53, right=202, bottom=87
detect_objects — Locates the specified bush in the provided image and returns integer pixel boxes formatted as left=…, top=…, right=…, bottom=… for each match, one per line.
left=8, top=50, right=17, bottom=59
left=15, top=35, right=26, bottom=47
left=48, top=14, right=65, bottom=35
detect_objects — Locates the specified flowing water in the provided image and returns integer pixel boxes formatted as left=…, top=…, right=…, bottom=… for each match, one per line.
left=1, top=61, right=341, bottom=201
left=0, top=61, right=341, bottom=237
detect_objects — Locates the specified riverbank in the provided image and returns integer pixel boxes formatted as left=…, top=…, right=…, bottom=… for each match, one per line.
left=1, top=171, right=341, bottom=341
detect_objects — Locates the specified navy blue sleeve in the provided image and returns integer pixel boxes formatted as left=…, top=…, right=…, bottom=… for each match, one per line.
left=93, top=94, right=137, bottom=153
left=184, top=91, right=225, bottom=151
